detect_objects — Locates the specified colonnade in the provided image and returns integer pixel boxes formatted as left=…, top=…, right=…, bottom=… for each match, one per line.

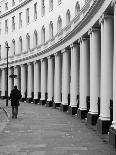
left=0, top=1, right=116, bottom=149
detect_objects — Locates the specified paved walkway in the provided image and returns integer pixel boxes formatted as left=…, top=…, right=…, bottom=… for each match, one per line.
left=0, top=99, right=116, bottom=155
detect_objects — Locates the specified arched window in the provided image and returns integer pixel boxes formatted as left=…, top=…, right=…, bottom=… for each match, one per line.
left=19, top=36, right=23, bottom=53
left=49, top=21, right=53, bottom=39
left=33, top=30, right=38, bottom=48
left=66, top=9, right=71, bottom=25
left=26, top=33, right=30, bottom=51
left=12, top=39, right=15, bottom=55
left=49, top=0, right=53, bottom=11
left=75, top=1, right=80, bottom=16
left=57, top=16, right=62, bottom=33
left=41, top=26, right=45, bottom=44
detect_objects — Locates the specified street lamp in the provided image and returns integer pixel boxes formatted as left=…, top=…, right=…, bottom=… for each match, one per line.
left=5, top=42, right=10, bottom=107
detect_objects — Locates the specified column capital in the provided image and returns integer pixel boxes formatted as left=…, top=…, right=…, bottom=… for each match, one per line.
left=54, top=52, right=61, bottom=57
left=111, top=0, right=116, bottom=7
left=88, top=28, right=92, bottom=35
left=70, top=43, right=79, bottom=49
left=99, top=13, right=113, bottom=24
left=88, top=27, right=100, bottom=35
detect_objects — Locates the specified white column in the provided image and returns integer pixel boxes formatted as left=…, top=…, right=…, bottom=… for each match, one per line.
left=14, top=66, right=20, bottom=90
left=1, top=68, right=6, bottom=97
left=54, top=52, right=62, bottom=103
left=61, top=49, right=70, bottom=105
left=40, top=59, right=47, bottom=100
left=8, top=67, right=13, bottom=96
left=27, top=62, right=34, bottom=99
left=100, top=14, right=113, bottom=120
left=89, top=28, right=101, bottom=114
left=34, top=61, right=41, bottom=100
left=21, top=64, right=27, bottom=99
left=70, top=43, right=80, bottom=107
left=79, top=37, right=90, bottom=110
left=47, top=56, right=54, bottom=101
left=113, top=1, right=116, bottom=128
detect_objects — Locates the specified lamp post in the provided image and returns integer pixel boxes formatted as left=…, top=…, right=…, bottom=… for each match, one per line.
left=6, top=43, right=10, bottom=107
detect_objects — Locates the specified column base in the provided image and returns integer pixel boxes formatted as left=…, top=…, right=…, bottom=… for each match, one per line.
left=26, top=98, right=33, bottom=103
left=1, top=96, right=6, bottom=99
left=33, top=99, right=40, bottom=104
left=60, top=104, right=68, bottom=112
left=68, top=106, right=77, bottom=115
left=20, top=98, right=26, bottom=102
left=109, top=126, right=116, bottom=149
left=96, top=118, right=111, bottom=134
left=77, top=109, right=87, bottom=119
left=39, top=100, right=46, bottom=105
left=46, top=101, right=53, bottom=107
left=53, top=102, right=61, bottom=109
left=87, top=113, right=99, bottom=125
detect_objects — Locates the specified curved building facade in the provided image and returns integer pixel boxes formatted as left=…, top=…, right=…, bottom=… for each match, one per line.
left=0, top=0, right=116, bottom=148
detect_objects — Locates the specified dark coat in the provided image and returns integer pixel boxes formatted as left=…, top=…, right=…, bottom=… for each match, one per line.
left=10, top=88, right=22, bottom=106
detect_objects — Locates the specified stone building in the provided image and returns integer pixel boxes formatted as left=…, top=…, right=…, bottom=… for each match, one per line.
left=0, top=0, right=116, bottom=149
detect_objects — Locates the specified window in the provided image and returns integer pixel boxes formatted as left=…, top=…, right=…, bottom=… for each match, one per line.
left=19, top=36, right=23, bottom=53
left=75, top=1, right=80, bottom=16
left=49, top=21, right=53, bottom=39
left=33, top=30, right=38, bottom=48
left=0, top=45, right=1, bottom=59
left=66, top=9, right=71, bottom=25
left=49, top=0, right=53, bottom=11
left=34, top=3, right=37, bottom=20
left=19, top=12, right=22, bottom=28
left=41, top=26, right=45, bottom=44
left=26, top=8, right=30, bottom=24
left=12, top=16, right=15, bottom=31
left=41, top=0, right=45, bottom=16
left=58, top=0, right=61, bottom=5
left=5, top=2, right=8, bottom=11
left=12, top=39, right=15, bottom=55
left=0, top=6, right=1, bottom=14
left=57, top=16, right=62, bottom=33
left=5, top=19, right=8, bottom=33
left=12, top=0, right=15, bottom=7
left=0, top=22, right=1, bottom=35
left=26, top=33, right=30, bottom=51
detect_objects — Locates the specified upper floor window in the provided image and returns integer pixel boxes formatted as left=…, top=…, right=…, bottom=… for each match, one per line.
left=12, top=39, right=15, bottom=55
left=57, top=16, right=62, bottom=33
left=19, top=36, right=23, bottom=53
left=5, top=19, right=8, bottom=33
left=66, top=9, right=71, bottom=25
left=0, top=22, right=1, bottom=35
left=26, top=33, right=30, bottom=51
left=26, top=8, right=30, bottom=24
left=58, top=0, right=61, bottom=5
left=12, top=16, right=15, bottom=31
left=75, top=1, right=80, bottom=16
left=49, top=21, right=53, bottom=39
left=19, top=12, right=22, bottom=28
left=49, top=0, right=53, bottom=11
left=41, top=26, right=45, bottom=44
left=33, top=30, right=38, bottom=48
left=0, top=45, right=1, bottom=59
left=41, top=0, right=45, bottom=17
left=0, top=6, right=1, bottom=14
left=5, top=2, right=8, bottom=11
left=12, top=0, right=15, bottom=7
left=34, top=3, right=37, bottom=20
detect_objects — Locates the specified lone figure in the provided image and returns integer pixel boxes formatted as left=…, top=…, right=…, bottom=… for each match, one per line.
left=10, top=85, right=22, bottom=119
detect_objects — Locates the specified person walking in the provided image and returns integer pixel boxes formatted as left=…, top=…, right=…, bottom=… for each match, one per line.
left=10, top=85, right=22, bottom=119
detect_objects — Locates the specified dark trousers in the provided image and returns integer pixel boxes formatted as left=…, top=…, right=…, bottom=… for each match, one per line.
left=12, top=106, right=18, bottom=118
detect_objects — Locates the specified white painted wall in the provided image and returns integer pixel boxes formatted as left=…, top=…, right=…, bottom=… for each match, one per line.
left=0, top=0, right=85, bottom=59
